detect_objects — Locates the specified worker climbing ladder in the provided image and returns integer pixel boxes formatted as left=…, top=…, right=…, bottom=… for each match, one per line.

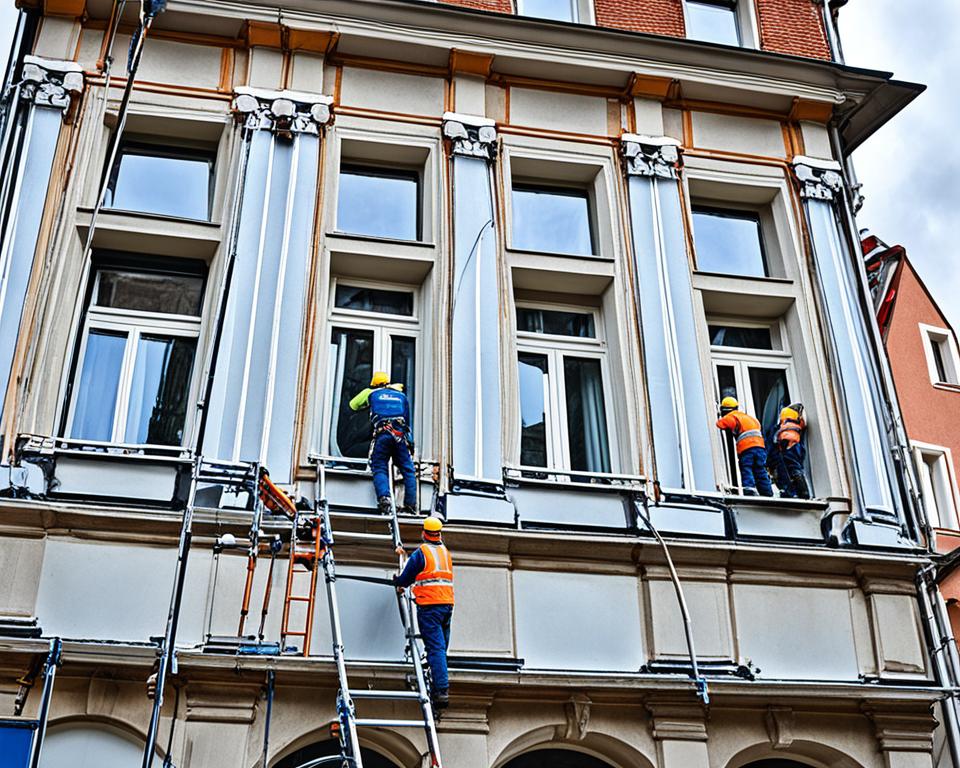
left=278, top=459, right=443, bottom=767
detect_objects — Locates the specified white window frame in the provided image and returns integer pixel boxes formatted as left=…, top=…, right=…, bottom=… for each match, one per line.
left=322, top=278, right=421, bottom=458
left=515, top=302, right=617, bottom=473
left=920, top=323, right=960, bottom=386
left=65, top=287, right=201, bottom=447
left=682, top=0, right=758, bottom=48
left=913, top=441, right=960, bottom=530
left=709, top=319, right=798, bottom=494
left=516, top=0, right=595, bottom=25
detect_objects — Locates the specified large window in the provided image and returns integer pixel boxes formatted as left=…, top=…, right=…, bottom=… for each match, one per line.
left=710, top=319, right=804, bottom=495
left=336, top=164, right=421, bottom=241
left=921, top=324, right=960, bottom=386
left=65, top=259, right=205, bottom=446
left=914, top=444, right=959, bottom=529
left=105, top=141, right=214, bottom=221
left=516, top=305, right=612, bottom=473
left=692, top=206, right=767, bottom=277
left=325, top=281, right=418, bottom=459
left=517, top=0, right=580, bottom=22
left=512, top=183, right=595, bottom=256
left=685, top=0, right=741, bottom=46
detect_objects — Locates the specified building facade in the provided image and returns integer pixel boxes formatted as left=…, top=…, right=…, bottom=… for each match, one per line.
left=0, top=1, right=954, bottom=767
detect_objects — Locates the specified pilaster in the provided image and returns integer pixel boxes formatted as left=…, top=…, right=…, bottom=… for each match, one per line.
left=863, top=701, right=937, bottom=768
left=646, top=696, right=709, bottom=768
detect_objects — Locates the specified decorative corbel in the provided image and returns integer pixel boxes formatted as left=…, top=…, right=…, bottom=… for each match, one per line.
left=20, top=56, right=84, bottom=117
left=442, top=112, right=498, bottom=160
left=764, top=706, right=795, bottom=750
left=792, top=155, right=845, bottom=202
left=620, top=134, right=682, bottom=179
left=232, top=87, right=333, bottom=138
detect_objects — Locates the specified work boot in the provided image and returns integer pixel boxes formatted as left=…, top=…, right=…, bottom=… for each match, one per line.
left=742, top=487, right=759, bottom=497
left=377, top=496, right=392, bottom=514
left=432, top=688, right=449, bottom=710
left=399, top=503, right=417, bottom=516
left=792, top=474, right=811, bottom=500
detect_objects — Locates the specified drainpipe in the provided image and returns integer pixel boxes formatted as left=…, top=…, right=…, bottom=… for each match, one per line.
left=819, top=0, right=846, bottom=64
left=918, top=565, right=960, bottom=767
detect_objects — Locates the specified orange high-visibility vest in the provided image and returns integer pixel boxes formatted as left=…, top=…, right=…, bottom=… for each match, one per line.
left=412, top=542, right=454, bottom=606
left=716, top=411, right=765, bottom=455
left=776, top=417, right=805, bottom=447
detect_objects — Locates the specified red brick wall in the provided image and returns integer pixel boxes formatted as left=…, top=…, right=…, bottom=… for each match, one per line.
left=756, top=0, right=831, bottom=60
left=594, top=0, right=685, bottom=37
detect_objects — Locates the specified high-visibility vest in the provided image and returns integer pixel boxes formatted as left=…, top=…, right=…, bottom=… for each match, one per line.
left=718, top=411, right=765, bottom=455
left=412, top=542, right=454, bottom=606
left=777, top=417, right=805, bottom=447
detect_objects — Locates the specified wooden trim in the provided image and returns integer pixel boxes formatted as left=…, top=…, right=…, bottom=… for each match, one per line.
left=334, top=104, right=441, bottom=127
left=668, top=96, right=809, bottom=123
left=489, top=72, right=626, bottom=99
left=627, top=72, right=674, bottom=100
left=449, top=48, right=495, bottom=77
left=498, top=124, right=616, bottom=146
left=83, top=74, right=234, bottom=101
left=244, top=20, right=283, bottom=49
left=681, top=109, right=693, bottom=148
left=330, top=52, right=448, bottom=79
left=287, top=28, right=338, bottom=54
left=789, top=96, right=834, bottom=124
left=218, top=48, right=234, bottom=94
left=44, top=0, right=85, bottom=17
left=684, top=146, right=791, bottom=169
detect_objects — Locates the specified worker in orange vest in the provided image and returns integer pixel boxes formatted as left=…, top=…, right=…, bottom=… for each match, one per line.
left=716, top=397, right=773, bottom=497
left=392, top=517, right=454, bottom=709
left=768, top=403, right=811, bottom=499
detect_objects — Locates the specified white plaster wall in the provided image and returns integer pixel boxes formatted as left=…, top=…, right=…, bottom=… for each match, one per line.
left=801, top=121, right=835, bottom=159
left=691, top=112, right=786, bottom=158
left=0, top=533, right=44, bottom=617
left=39, top=723, right=143, bottom=768
left=509, top=88, right=608, bottom=135
left=132, top=37, right=224, bottom=90
left=647, top=577, right=733, bottom=660
left=339, top=68, right=445, bottom=116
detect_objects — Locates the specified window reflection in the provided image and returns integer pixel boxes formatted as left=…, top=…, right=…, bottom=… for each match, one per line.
left=512, top=184, right=594, bottom=256
left=686, top=0, right=741, bottom=46
left=517, top=307, right=595, bottom=338
left=519, top=0, right=578, bottom=22
left=692, top=207, right=767, bottom=277
left=335, top=285, right=414, bottom=316
left=337, top=165, right=420, bottom=241
left=71, top=330, right=126, bottom=442
left=519, top=353, right=549, bottom=467
left=124, top=335, right=197, bottom=445
left=105, top=143, right=214, bottom=220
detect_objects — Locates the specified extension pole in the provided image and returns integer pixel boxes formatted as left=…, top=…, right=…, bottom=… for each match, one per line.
left=142, top=461, right=198, bottom=768
left=27, top=637, right=61, bottom=768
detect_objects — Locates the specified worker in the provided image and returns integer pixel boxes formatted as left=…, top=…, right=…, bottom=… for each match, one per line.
left=349, top=372, right=417, bottom=514
left=768, top=403, right=811, bottom=499
left=716, top=397, right=773, bottom=497
left=393, top=517, right=454, bottom=710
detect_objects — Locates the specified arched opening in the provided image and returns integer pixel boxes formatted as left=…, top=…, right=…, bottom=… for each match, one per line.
left=502, top=749, right=617, bottom=768
left=39, top=723, right=144, bottom=768
left=739, top=762, right=816, bottom=768
left=273, top=739, right=400, bottom=768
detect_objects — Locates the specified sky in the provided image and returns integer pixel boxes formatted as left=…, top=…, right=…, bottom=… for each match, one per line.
left=0, top=1, right=955, bottom=328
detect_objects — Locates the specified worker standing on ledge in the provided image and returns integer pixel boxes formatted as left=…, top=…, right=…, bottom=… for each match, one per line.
left=716, top=396, right=774, bottom=497
left=349, top=371, right=417, bottom=515
left=768, top=403, right=811, bottom=499
left=393, top=517, right=454, bottom=710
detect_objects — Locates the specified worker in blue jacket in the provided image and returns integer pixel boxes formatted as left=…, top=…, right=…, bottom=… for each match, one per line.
left=350, top=371, right=417, bottom=514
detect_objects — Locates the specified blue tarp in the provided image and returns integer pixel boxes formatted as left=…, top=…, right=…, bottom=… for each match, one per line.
left=0, top=719, right=36, bottom=768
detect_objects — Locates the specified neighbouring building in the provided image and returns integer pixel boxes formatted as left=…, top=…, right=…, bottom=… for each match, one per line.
left=0, top=1, right=957, bottom=767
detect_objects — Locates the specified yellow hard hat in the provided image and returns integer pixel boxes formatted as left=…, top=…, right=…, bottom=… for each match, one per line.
left=370, top=371, right=389, bottom=387
left=780, top=406, right=800, bottom=421
left=423, top=517, right=443, bottom=533
left=720, top=396, right=739, bottom=410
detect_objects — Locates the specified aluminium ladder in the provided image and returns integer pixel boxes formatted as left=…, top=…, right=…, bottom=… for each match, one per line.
left=283, top=460, right=443, bottom=768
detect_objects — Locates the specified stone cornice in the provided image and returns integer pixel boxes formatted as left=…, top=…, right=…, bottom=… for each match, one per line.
left=232, top=87, right=333, bottom=135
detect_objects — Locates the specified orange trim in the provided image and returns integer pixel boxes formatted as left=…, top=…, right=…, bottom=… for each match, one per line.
left=490, top=72, right=625, bottom=99
left=449, top=48, right=495, bottom=77
left=498, top=124, right=615, bottom=146
left=84, top=18, right=243, bottom=49
left=504, top=84, right=510, bottom=123
left=681, top=109, right=693, bottom=148
left=668, top=97, right=804, bottom=123
left=789, top=97, right=834, bottom=124
left=218, top=47, right=233, bottom=93
left=627, top=72, right=674, bottom=100
left=84, top=74, right=234, bottom=101
left=334, top=104, right=441, bottom=127
left=245, top=20, right=283, bottom=49
left=331, top=52, right=448, bottom=79
left=44, top=0, right=85, bottom=17
left=684, top=146, right=791, bottom=168
left=287, top=28, right=338, bottom=54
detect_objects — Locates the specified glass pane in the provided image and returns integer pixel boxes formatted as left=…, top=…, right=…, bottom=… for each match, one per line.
left=512, top=186, right=594, bottom=256
left=517, top=307, right=596, bottom=338
left=563, top=357, right=611, bottom=473
left=692, top=208, right=766, bottom=277
left=335, top=285, right=414, bottom=316
left=932, top=339, right=949, bottom=383
left=390, top=336, right=416, bottom=426
left=96, top=269, right=203, bottom=316
left=520, top=0, right=577, bottom=22
left=686, top=1, right=740, bottom=45
left=337, top=167, right=419, bottom=241
left=715, top=364, right=740, bottom=486
left=748, top=367, right=790, bottom=446
left=124, top=335, right=197, bottom=445
left=709, top=324, right=773, bottom=350
left=106, top=148, right=212, bottom=220
left=329, top=328, right=375, bottom=459
left=70, top=330, right=126, bottom=441
left=518, top=353, right=548, bottom=467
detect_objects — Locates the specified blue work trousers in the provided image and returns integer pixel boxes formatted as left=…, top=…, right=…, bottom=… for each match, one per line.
left=770, top=442, right=807, bottom=498
left=417, top=604, right=453, bottom=691
left=370, top=432, right=417, bottom=506
left=738, top=446, right=773, bottom=497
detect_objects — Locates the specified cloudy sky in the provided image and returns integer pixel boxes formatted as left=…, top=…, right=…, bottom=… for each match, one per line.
left=0, top=1, right=955, bottom=328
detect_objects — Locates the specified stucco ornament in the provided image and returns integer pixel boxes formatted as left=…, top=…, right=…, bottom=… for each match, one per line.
left=232, top=87, right=333, bottom=136
left=443, top=112, right=498, bottom=160
left=792, top=155, right=846, bottom=201
left=20, top=56, right=83, bottom=112
left=621, top=134, right=682, bottom=179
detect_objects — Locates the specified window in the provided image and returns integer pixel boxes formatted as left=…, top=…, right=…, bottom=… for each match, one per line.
left=709, top=320, right=806, bottom=495
left=105, top=141, right=214, bottom=220
left=517, top=0, right=579, bottom=22
left=325, top=281, right=418, bottom=459
left=512, top=184, right=595, bottom=256
left=685, top=0, right=741, bottom=46
left=65, top=259, right=205, bottom=446
left=921, top=325, right=960, bottom=385
left=913, top=444, right=959, bottom=529
left=336, top=165, right=421, bottom=241
left=516, top=305, right=612, bottom=473
left=692, top=206, right=767, bottom=277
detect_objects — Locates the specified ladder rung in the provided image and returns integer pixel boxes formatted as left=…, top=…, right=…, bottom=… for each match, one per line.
left=329, top=511, right=393, bottom=522
left=330, top=531, right=394, bottom=543
left=355, top=718, right=428, bottom=728
left=349, top=689, right=422, bottom=700
left=287, top=596, right=312, bottom=602
left=284, top=630, right=307, bottom=637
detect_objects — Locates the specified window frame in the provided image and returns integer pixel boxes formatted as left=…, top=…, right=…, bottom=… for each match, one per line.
left=516, top=0, right=585, bottom=24
left=510, top=181, right=598, bottom=258
left=321, top=278, right=421, bottom=459
left=104, top=139, right=216, bottom=222
left=683, top=0, right=743, bottom=47
left=515, top=302, right=617, bottom=473
left=335, top=162, right=424, bottom=243
left=912, top=441, right=960, bottom=530
left=920, top=323, right=960, bottom=386
left=63, top=259, right=206, bottom=447
left=691, top=204, right=769, bottom=278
